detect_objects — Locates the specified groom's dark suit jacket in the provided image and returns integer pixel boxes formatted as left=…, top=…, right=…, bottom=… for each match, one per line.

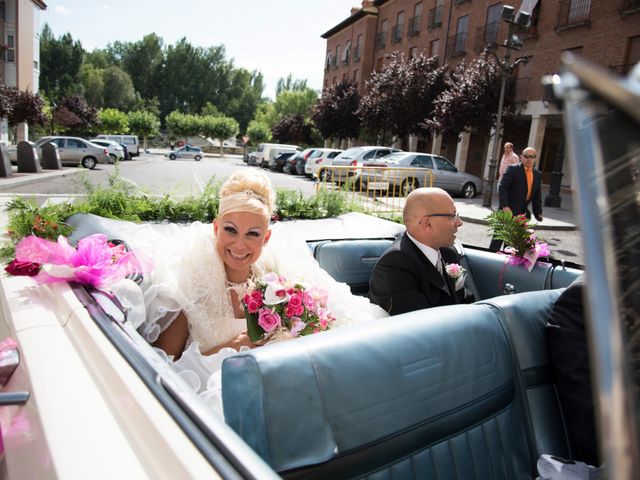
left=498, top=163, right=543, bottom=219
left=369, top=232, right=474, bottom=316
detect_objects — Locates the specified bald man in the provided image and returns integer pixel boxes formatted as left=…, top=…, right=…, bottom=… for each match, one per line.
left=369, top=188, right=475, bottom=316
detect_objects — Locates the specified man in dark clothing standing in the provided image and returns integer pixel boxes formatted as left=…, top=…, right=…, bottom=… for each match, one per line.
left=489, top=146, right=544, bottom=251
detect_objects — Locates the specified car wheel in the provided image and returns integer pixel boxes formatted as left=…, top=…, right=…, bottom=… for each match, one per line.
left=109, top=154, right=117, bottom=164
left=462, top=182, right=476, bottom=198
left=81, top=157, right=97, bottom=169
left=169, top=154, right=177, bottom=160
left=401, top=177, right=418, bottom=196
left=194, top=155, right=201, bottom=161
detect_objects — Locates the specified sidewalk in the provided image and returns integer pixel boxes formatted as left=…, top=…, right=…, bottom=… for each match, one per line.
left=456, top=185, right=576, bottom=231
left=0, top=166, right=82, bottom=190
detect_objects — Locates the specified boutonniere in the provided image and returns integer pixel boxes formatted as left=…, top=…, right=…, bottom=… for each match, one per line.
left=445, top=263, right=467, bottom=290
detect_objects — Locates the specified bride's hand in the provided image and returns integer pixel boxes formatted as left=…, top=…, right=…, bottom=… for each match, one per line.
left=203, top=331, right=259, bottom=355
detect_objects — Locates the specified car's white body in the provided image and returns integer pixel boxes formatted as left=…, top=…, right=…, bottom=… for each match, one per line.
left=304, top=148, right=343, bottom=178
left=90, top=138, right=125, bottom=162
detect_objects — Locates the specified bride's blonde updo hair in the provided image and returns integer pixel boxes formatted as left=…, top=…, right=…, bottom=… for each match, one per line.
left=217, top=170, right=276, bottom=222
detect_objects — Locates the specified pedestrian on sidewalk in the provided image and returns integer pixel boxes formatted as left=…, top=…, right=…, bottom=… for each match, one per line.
left=498, top=142, right=520, bottom=184
left=489, top=146, right=544, bottom=251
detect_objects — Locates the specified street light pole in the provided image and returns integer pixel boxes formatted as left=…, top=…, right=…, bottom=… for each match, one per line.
left=482, top=48, right=511, bottom=208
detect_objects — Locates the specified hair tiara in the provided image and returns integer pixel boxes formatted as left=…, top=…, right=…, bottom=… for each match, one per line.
left=222, top=189, right=268, bottom=205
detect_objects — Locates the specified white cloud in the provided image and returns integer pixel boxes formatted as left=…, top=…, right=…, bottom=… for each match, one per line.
left=54, top=5, right=71, bottom=16
left=101, top=4, right=112, bottom=11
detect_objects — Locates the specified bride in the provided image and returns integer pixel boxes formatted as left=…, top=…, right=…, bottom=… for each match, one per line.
left=132, top=169, right=388, bottom=414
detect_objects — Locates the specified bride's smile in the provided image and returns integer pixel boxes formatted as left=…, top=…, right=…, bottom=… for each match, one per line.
left=214, top=211, right=271, bottom=282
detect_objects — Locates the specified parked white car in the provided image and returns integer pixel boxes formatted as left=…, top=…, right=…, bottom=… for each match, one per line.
left=305, top=148, right=343, bottom=179
left=90, top=138, right=125, bottom=162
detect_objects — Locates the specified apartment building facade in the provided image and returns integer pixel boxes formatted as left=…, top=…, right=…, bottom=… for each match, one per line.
left=321, top=0, right=640, bottom=188
left=0, top=0, right=47, bottom=143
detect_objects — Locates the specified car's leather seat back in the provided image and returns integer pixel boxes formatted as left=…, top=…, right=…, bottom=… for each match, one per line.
left=479, top=289, right=571, bottom=460
left=222, top=304, right=535, bottom=479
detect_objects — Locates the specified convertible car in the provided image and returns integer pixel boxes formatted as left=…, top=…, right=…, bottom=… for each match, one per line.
left=0, top=56, right=637, bottom=479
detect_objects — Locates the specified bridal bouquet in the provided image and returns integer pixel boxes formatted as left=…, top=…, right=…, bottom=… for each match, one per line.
left=4, top=234, right=148, bottom=289
left=486, top=210, right=550, bottom=272
left=242, top=272, right=336, bottom=343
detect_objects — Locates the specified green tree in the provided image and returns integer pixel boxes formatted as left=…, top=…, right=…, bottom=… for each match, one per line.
left=246, top=120, right=272, bottom=145
left=39, top=24, right=84, bottom=100
left=120, top=34, right=164, bottom=101
left=98, top=108, right=129, bottom=134
left=165, top=110, right=200, bottom=143
left=276, top=74, right=309, bottom=96
left=79, top=64, right=105, bottom=107
left=273, top=88, right=318, bottom=121
left=271, top=114, right=313, bottom=145
left=54, top=94, right=98, bottom=135
left=219, top=68, right=265, bottom=132
left=102, top=65, right=137, bottom=111
left=128, top=111, right=160, bottom=150
left=201, top=102, right=222, bottom=117
left=206, top=116, right=240, bottom=156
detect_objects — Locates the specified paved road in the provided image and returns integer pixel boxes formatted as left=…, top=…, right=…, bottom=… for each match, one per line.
left=0, top=152, right=585, bottom=266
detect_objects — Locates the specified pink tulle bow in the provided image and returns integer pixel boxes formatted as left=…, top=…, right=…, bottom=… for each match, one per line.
left=14, top=234, right=151, bottom=289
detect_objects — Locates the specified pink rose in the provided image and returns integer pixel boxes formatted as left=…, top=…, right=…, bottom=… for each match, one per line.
left=258, top=308, right=281, bottom=333
left=289, top=293, right=303, bottom=308
left=246, top=299, right=261, bottom=314
left=302, top=291, right=316, bottom=310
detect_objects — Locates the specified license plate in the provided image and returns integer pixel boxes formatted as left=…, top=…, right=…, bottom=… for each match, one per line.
left=367, top=182, right=389, bottom=190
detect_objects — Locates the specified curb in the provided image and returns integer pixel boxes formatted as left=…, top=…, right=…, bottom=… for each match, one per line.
left=459, top=214, right=577, bottom=231
left=0, top=168, right=83, bottom=190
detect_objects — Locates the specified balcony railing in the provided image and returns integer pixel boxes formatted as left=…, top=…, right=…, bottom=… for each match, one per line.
left=428, top=5, right=443, bottom=30
left=473, top=22, right=499, bottom=52
left=392, top=24, right=403, bottom=44
left=375, top=31, right=387, bottom=50
left=447, top=32, right=467, bottom=58
left=621, top=0, right=640, bottom=13
left=408, top=15, right=421, bottom=36
left=609, top=63, right=635, bottom=75
left=557, top=0, right=592, bottom=29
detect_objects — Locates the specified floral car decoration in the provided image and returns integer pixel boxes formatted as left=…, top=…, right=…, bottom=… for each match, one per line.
left=486, top=210, right=550, bottom=272
left=5, top=234, right=148, bottom=289
left=242, top=272, right=336, bottom=342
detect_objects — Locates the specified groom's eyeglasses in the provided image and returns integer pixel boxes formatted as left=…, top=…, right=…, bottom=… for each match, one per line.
left=425, top=212, right=460, bottom=220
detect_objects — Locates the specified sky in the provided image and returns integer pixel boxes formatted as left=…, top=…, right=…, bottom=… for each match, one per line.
left=41, top=0, right=361, bottom=100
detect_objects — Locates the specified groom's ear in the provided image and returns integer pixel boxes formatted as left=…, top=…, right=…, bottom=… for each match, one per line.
left=264, top=229, right=272, bottom=245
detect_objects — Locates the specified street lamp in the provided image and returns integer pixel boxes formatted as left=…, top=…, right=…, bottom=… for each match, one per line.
left=482, top=5, right=532, bottom=209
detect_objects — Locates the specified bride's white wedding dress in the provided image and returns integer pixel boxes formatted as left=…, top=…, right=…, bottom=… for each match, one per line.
left=118, top=220, right=388, bottom=416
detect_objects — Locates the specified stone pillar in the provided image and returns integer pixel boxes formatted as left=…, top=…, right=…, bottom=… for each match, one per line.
left=431, top=134, right=442, bottom=155
left=454, top=132, right=471, bottom=172
left=0, top=143, right=12, bottom=177
left=527, top=115, right=547, bottom=154
left=408, top=134, right=418, bottom=152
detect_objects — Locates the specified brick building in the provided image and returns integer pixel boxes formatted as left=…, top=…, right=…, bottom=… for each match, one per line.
left=0, top=0, right=47, bottom=143
left=321, top=0, right=640, bottom=188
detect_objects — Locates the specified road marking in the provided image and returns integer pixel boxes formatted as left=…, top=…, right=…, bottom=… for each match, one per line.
left=190, top=165, right=205, bottom=193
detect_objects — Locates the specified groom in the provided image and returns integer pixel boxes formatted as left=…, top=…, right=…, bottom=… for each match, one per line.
left=369, top=187, right=474, bottom=316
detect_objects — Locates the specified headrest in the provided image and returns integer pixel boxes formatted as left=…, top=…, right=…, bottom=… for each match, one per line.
left=222, top=303, right=514, bottom=472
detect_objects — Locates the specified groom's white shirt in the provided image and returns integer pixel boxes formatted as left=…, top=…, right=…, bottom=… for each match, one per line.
left=406, top=232, right=440, bottom=271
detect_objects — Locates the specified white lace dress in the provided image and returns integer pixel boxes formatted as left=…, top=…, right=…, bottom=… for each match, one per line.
left=122, top=221, right=388, bottom=416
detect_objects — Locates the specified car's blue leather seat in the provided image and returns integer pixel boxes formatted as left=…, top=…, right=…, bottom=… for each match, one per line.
left=222, top=289, right=570, bottom=479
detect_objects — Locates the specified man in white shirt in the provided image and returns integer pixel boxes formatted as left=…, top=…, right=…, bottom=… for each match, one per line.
left=369, top=188, right=475, bottom=315
left=498, top=142, right=520, bottom=182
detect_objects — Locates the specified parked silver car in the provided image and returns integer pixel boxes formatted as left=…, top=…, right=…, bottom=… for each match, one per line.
left=166, top=145, right=203, bottom=161
left=361, top=151, right=483, bottom=198
left=305, top=148, right=343, bottom=179
left=329, top=146, right=402, bottom=182
left=90, top=138, right=125, bottom=162
left=34, top=136, right=111, bottom=169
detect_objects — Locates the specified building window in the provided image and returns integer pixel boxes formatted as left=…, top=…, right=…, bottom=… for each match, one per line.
left=325, top=52, right=332, bottom=70
left=342, top=41, right=351, bottom=64
left=557, top=0, right=592, bottom=29
left=609, top=35, right=640, bottom=75
left=5, top=34, right=15, bottom=63
left=452, top=15, right=468, bottom=55
left=0, top=1, right=5, bottom=21
left=409, top=46, right=419, bottom=59
left=409, top=2, right=422, bottom=36
left=429, top=38, right=440, bottom=58
left=334, top=46, right=340, bottom=68
left=376, top=19, right=389, bottom=50
left=428, top=0, right=443, bottom=30
left=353, top=69, right=359, bottom=84
left=392, top=11, right=404, bottom=44
left=484, top=3, right=502, bottom=44
left=343, top=72, right=348, bottom=82
left=621, top=0, right=640, bottom=14
left=354, top=34, right=363, bottom=61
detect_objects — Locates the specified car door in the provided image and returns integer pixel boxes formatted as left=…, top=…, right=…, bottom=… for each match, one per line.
left=49, top=138, right=69, bottom=164
left=411, top=155, right=435, bottom=188
left=432, top=156, right=459, bottom=192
